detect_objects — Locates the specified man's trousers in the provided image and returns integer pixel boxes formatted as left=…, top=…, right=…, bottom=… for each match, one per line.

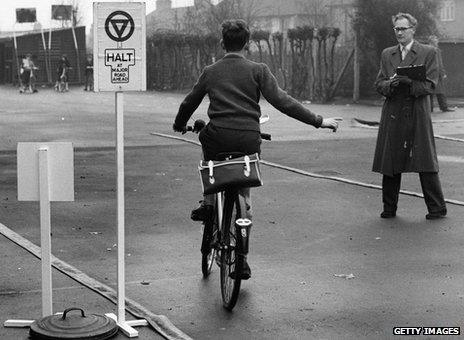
left=382, top=172, right=446, bottom=213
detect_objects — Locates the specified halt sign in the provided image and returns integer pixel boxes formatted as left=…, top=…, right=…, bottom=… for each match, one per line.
left=93, top=2, right=146, bottom=91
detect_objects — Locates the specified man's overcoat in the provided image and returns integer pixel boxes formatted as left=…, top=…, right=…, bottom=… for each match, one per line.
left=434, top=47, right=446, bottom=94
left=372, top=41, right=439, bottom=176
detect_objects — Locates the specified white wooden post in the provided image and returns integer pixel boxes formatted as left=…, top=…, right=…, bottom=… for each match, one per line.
left=107, top=91, right=139, bottom=337
left=38, top=148, right=53, bottom=317
left=116, top=91, right=126, bottom=324
left=5, top=142, right=74, bottom=328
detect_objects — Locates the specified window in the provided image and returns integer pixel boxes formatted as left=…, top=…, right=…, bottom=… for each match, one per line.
left=271, top=18, right=280, bottom=33
left=440, top=0, right=455, bottom=21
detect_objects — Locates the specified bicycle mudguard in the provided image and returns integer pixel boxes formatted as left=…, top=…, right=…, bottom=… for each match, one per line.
left=235, top=218, right=252, bottom=255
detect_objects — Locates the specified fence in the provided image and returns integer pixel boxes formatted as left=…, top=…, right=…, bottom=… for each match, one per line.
left=0, top=27, right=86, bottom=85
left=147, top=26, right=352, bottom=102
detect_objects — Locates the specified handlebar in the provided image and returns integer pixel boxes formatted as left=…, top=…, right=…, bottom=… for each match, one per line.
left=186, top=119, right=271, bottom=141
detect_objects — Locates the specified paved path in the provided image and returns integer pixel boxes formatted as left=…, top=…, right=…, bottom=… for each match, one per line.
left=1, top=86, right=463, bottom=339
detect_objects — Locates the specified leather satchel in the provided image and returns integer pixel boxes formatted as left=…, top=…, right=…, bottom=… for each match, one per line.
left=198, top=153, right=263, bottom=195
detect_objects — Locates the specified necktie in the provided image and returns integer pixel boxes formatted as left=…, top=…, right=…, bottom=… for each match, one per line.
left=401, top=46, right=407, bottom=61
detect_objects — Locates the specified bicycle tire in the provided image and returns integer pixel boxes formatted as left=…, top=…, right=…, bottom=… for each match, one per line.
left=220, top=190, right=244, bottom=310
left=201, top=217, right=216, bottom=278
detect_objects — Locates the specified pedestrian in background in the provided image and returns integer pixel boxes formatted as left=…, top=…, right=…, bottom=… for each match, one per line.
left=19, top=53, right=38, bottom=93
left=55, top=54, right=71, bottom=92
left=372, top=12, right=447, bottom=220
left=84, top=55, right=93, bottom=91
left=428, top=35, right=454, bottom=113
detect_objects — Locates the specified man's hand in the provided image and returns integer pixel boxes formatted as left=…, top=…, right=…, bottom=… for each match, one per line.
left=173, top=123, right=187, bottom=134
left=391, top=75, right=412, bottom=87
left=321, top=117, right=343, bottom=132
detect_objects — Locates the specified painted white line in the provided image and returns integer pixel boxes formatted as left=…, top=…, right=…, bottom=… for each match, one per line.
left=438, top=155, right=464, bottom=163
left=150, top=132, right=464, bottom=207
left=0, top=222, right=192, bottom=340
left=435, top=135, right=464, bottom=143
left=352, top=119, right=464, bottom=143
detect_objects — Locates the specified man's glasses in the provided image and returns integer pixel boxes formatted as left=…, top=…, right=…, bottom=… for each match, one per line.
left=393, top=26, right=413, bottom=32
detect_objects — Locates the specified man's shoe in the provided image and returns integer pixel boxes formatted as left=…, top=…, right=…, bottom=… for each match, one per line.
left=380, top=211, right=396, bottom=218
left=441, top=108, right=454, bottom=112
left=191, top=202, right=213, bottom=221
left=229, top=259, right=251, bottom=280
left=426, top=208, right=447, bottom=220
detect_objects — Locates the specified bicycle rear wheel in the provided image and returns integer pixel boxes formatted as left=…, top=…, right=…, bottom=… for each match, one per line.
left=201, top=214, right=217, bottom=278
left=220, top=190, right=244, bottom=310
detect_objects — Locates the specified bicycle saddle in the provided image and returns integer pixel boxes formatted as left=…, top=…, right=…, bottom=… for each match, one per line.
left=214, top=152, right=245, bottom=161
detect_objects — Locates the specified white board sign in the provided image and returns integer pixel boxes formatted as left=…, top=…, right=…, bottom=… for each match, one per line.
left=17, top=142, right=74, bottom=202
left=93, top=2, right=146, bottom=92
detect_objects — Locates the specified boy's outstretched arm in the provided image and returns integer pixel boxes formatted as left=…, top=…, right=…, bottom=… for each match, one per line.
left=258, top=64, right=341, bottom=130
left=173, top=71, right=208, bottom=131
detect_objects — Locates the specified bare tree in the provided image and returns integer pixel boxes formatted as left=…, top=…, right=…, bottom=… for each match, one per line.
left=183, top=0, right=261, bottom=35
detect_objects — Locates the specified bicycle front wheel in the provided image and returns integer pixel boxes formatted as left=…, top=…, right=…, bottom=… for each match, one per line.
left=220, top=190, right=244, bottom=310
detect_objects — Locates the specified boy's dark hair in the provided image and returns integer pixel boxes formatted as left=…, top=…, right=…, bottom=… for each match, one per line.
left=221, top=19, right=250, bottom=52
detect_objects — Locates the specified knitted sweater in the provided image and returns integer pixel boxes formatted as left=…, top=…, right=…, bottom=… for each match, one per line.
left=175, top=53, right=323, bottom=131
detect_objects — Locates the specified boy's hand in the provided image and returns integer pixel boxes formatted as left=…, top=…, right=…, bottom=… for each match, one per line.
left=173, top=123, right=187, bottom=134
left=321, top=117, right=342, bottom=132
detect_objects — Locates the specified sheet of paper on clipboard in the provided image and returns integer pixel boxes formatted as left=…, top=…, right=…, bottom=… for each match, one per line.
left=396, top=64, right=426, bottom=81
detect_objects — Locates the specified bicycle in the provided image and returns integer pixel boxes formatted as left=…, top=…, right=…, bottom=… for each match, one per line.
left=186, top=118, right=271, bottom=310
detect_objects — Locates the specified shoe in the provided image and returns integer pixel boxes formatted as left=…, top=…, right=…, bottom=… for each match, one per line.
left=380, top=211, right=396, bottom=218
left=229, top=259, right=251, bottom=280
left=191, top=201, right=213, bottom=221
left=426, top=208, right=447, bottom=220
left=441, top=108, right=454, bottom=112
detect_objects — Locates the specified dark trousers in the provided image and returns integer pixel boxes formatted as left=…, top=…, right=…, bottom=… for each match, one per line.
left=198, top=123, right=261, bottom=214
left=199, top=123, right=261, bottom=160
left=431, top=94, right=449, bottom=112
left=84, top=72, right=93, bottom=90
left=382, top=173, right=446, bottom=213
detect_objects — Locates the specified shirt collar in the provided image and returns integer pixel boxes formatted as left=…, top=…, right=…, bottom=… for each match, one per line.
left=223, top=52, right=245, bottom=59
left=400, top=40, right=414, bottom=52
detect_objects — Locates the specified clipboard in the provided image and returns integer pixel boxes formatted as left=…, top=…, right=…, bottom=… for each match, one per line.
left=396, top=64, right=426, bottom=81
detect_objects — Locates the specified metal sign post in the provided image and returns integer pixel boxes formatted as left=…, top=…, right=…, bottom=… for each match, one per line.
left=94, top=2, right=147, bottom=337
left=4, top=142, right=74, bottom=328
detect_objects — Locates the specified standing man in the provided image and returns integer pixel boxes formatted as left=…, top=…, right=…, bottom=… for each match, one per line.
left=428, top=35, right=454, bottom=113
left=372, top=12, right=447, bottom=220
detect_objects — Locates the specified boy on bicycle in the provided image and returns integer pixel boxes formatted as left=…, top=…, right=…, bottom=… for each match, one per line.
left=173, top=19, right=340, bottom=279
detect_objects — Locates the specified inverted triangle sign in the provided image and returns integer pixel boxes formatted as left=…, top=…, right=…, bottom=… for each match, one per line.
left=110, top=19, right=129, bottom=39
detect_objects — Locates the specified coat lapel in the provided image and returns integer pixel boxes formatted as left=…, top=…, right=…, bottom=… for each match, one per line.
left=390, top=46, right=402, bottom=71
left=399, top=41, right=419, bottom=66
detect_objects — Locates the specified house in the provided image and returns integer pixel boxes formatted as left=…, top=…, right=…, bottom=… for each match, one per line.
left=248, top=0, right=355, bottom=47
left=435, top=0, right=464, bottom=96
left=437, top=0, right=464, bottom=42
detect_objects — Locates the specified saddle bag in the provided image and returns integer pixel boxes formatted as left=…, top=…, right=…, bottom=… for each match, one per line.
left=198, top=153, right=263, bottom=195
